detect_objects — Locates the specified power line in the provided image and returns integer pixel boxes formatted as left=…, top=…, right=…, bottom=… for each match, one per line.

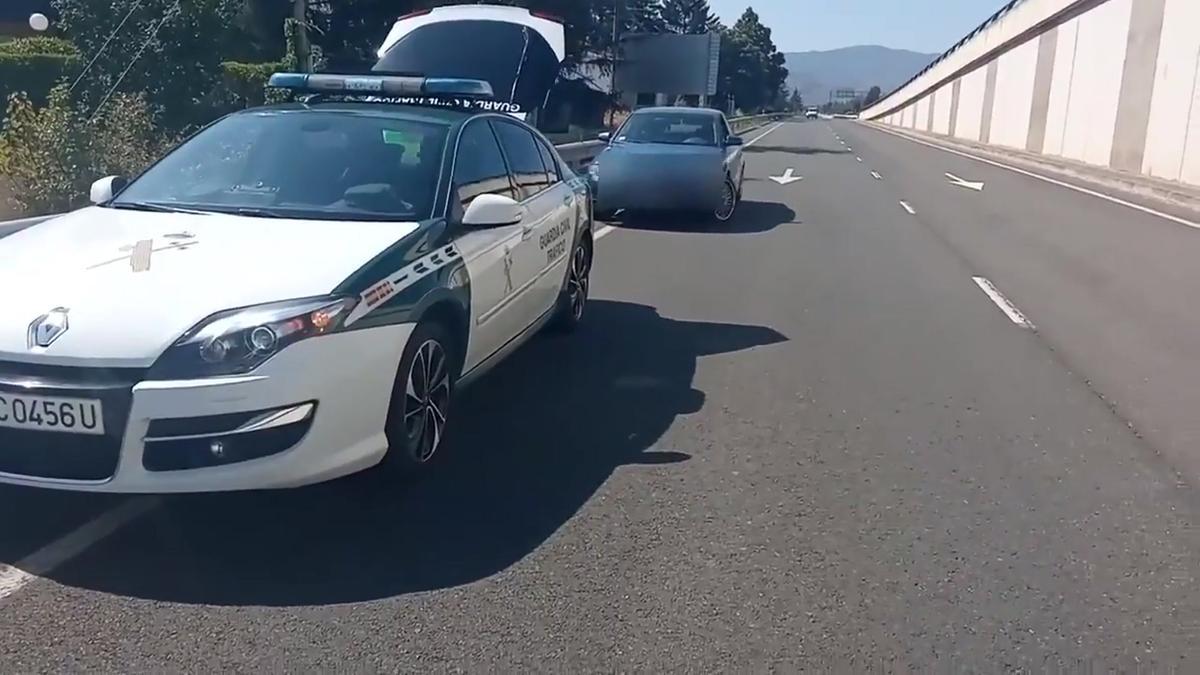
left=68, top=0, right=147, bottom=93
left=88, top=0, right=180, bottom=121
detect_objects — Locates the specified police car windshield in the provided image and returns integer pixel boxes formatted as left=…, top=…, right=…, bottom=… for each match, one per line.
left=111, top=110, right=449, bottom=222
left=616, top=113, right=718, bottom=146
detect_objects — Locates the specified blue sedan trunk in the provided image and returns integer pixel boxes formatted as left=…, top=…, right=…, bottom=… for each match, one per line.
left=592, top=142, right=727, bottom=214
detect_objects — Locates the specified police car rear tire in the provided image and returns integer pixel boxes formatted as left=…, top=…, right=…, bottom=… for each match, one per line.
left=381, top=321, right=456, bottom=475
left=549, top=238, right=592, bottom=333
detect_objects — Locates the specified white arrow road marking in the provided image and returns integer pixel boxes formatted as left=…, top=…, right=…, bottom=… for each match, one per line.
left=769, top=168, right=804, bottom=185
left=871, top=171, right=883, bottom=180
left=973, top=277, right=1035, bottom=329
left=946, top=172, right=985, bottom=191
left=900, top=201, right=916, bottom=215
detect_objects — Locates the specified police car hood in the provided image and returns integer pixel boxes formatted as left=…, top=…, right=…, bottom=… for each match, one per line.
left=0, top=207, right=418, bottom=366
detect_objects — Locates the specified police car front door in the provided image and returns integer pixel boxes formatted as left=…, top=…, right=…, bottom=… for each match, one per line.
left=452, top=120, right=537, bottom=374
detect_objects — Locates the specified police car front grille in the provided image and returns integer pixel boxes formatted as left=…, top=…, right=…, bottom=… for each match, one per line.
left=0, top=363, right=139, bottom=482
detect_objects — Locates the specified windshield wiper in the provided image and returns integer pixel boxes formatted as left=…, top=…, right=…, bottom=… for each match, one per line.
left=109, top=201, right=213, bottom=215
left=232, top=207, right=284, bottom=219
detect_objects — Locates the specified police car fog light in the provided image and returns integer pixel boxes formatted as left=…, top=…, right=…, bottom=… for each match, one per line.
left=248, top=326, right=279, bottom=353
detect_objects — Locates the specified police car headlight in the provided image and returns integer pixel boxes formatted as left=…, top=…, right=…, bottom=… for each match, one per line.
left=147, top=296, right=358, bottom=379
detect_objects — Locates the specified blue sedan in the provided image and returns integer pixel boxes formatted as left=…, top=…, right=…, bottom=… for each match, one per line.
left=588, top=107, right=746, bottom=223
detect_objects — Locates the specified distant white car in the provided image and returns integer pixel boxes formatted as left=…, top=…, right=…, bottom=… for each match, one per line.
left=805, top=108, right=819, bottom=120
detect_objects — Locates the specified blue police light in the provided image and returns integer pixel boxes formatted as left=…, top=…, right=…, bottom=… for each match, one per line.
left=267, top=73, right=494, bottom=99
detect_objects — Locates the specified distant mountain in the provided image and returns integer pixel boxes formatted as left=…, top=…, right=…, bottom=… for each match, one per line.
left=784, top=46, right=938, bottom=106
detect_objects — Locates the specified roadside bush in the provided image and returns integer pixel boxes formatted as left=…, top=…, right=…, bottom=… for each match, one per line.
left=0, top=87, right=176, bottom=215
left=220, top=60, right=285, bottom=108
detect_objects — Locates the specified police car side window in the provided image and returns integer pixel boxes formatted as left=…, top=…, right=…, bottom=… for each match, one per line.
left=454, top=121, right=517, bottom=209
left=493, top=121, right=552, bottom=200
left=535, top=138, right=562, bottom=183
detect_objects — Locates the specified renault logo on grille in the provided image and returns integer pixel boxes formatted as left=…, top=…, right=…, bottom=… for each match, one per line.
left=28, top=308, right=70, bottom=349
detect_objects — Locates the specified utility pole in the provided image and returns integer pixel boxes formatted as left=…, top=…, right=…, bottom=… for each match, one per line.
left=293, top=0, right=312, bottom=72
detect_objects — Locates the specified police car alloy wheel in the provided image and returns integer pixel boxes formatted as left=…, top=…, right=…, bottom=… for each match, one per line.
left=550, top=238, right=592, bottom=333
left=384, top=321, right=456, bottom=472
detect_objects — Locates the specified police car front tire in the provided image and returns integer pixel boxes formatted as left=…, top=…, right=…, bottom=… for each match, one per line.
left=382, top=320, right=457, bottom=474
left=549, top=238, right=592, bottom=333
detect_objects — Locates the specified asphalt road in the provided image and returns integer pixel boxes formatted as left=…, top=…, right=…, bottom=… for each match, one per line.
left=3, top=120, right=1200, bottom=670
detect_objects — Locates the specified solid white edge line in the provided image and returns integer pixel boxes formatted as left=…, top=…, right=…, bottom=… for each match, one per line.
left=0, top=497, right=159, bottom=602
left=900, top=201, right=916, bottom=215
left=744, top=122, right=785, bottom=148
left=972, top=276, right=1035, bottom=329
left=595, top=224, right=615, bottom=240
left=867, top=123, right=1200, bottom=231
left=871, top=171, right=883, bottom=180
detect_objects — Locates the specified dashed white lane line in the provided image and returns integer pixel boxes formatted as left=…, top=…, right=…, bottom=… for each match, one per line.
left=868, top=123, right=1200, bottom=232
left=856, top=157, right=863, bottom=162
left=0, top=497, right=159, bottom=602
left=596, top=224, right=615, bottom=239
left=900, top=201, right=916, bottom=215
left=972, top=276, right=1035, bottom=329
left=871, top=171, right=883, bottom=180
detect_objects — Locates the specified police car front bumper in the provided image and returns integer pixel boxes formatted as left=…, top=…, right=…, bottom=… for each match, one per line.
left=0, top=323, right=413, bottom=493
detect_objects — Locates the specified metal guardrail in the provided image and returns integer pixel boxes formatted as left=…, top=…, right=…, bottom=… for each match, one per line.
left=0, top=113, right=792, bottom=229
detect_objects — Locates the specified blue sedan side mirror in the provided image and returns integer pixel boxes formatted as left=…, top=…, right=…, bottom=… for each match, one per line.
left=726, top=135, right=744, bottom=147
left=597, top=131, right=612, bottom=142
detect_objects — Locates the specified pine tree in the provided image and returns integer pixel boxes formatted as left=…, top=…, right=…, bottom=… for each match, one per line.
left=660, top=0, right=721, bottom=35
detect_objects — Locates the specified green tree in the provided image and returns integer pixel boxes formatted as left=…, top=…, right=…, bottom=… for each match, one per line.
left=52, top=0, right=244, bottom=130
left=718, top=7, right=788, bottom=113
left=863, top=85, right=882, bottom=107
left=788, top=88, right=803, bottom=111
left=659, top=0, right=720, bottom=34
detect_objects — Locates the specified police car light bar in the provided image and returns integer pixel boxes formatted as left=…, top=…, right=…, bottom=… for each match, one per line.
left=266, top=73, right=495, bottom=99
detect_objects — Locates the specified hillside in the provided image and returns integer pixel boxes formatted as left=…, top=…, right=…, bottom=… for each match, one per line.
left=785, top=46, right=937, bottom=106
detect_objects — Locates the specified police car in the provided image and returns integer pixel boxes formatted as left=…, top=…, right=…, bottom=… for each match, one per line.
left=0, top=69, right=595, bottom=492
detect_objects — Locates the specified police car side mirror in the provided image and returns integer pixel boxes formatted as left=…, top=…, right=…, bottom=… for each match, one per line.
left=90, top=175, right=127, bottom=204
left=462, top=193, right=525, bottom=228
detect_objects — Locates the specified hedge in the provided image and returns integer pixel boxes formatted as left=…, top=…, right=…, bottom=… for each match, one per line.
left=0, top=38, right=80, bottom=111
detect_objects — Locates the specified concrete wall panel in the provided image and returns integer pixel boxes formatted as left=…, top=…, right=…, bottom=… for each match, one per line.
left=1059, top=0, right=1132, bottom=167
left=990, top=37, right=1039, bottom=150
left=1111, top=0, right=1167, bottom=173
left=915, top=96, right=931, bottom=132
left=1043, top=17, right=1080, bottom=158
left=955, top=67, right=987, bottom=142
left=1142, top=0, right=1200, bottom=182
left=933, top=83, right=953, bottom=134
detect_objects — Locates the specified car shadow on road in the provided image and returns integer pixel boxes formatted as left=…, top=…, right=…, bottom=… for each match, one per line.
left=38, top=300, right=787, bottom=606
left=614, top=200, right=797, bottom=235
left=744, top=145, right=850, bottom=155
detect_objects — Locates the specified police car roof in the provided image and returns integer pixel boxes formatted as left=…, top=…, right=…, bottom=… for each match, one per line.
left=238, top=101, right=475, bottom=125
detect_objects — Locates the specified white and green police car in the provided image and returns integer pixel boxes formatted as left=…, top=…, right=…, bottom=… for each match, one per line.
left=0, top=14, right=595, bottom=491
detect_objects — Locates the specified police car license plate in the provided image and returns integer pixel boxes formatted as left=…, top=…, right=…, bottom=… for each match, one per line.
left=0, top=393, right=105, bottom=435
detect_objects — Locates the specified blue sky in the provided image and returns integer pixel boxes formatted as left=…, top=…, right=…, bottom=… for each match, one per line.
left=710, top=0, right=1007, bottom=53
